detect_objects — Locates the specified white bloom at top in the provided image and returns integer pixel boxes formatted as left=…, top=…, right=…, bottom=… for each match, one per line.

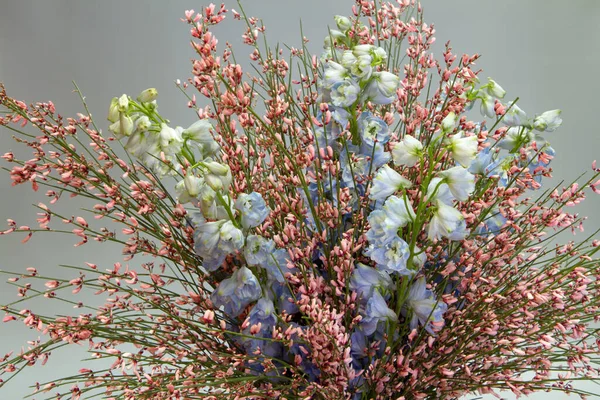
left=485, top=78, right=506, bottom=99
left=426, top=177, right=454, bottom=205
left=323, top=61, right=348, bottom=89
left=439, top=166, right=475, bottom=201
left=352, top=44, right=375, bottom=57
left=533, top=109, right=562, bottom=132
left=175, top=174, right=203, bottom=204
left=427, top=201, right=468, bottom=241
left=362, top=71, right=399, bottom=105
left=109, top=115, right=134, bottom=139
left=503, top=103, right=528, bottom=127
left=334, top=15, right=352, bottom=32
left=203, top=161, right=232, bottom=192
left=183, top=119, right=212, bottom=142
left=392, top=136, right=423, bottom=167
left=351, top=55, right=373, bottom=80
left=117, top=94, right=129, bottom=112
left=158, top=123, right=184, bottom=155
left=441, top=112, right=457, bottom=132
left=479, top=92, right=496, bottom=118
left=370, top=165, right=412, bottom=201
left=107, top=97, right=120, bottom=123
left=446, top=132, right=478, bottom=168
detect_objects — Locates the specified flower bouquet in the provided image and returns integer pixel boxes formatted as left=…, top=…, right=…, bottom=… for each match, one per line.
left=1, top=1, right=600, bottom=399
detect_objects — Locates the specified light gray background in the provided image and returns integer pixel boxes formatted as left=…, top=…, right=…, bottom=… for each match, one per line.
left=1, top=1, right=599, bottom=399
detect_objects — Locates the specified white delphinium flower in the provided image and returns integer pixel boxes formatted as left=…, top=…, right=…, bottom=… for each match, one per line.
left=135, top=115, right=151, bottom=133
left=363, top=71, right=399, bottom=104
left=203, top=161, right=232, bottom=192
left=369, top=165, right=412, bottom=201
left=350, top=55, right=373, bottom=81
left=484, top=78, right=506, bottom=99
left=533, top=109, right=562, bottom=132
left=117, top=94, right=129, bottom=112
left=479, top=92, right=496, bottom=118
left=107, top=97, right=120, bottom=123
left=426, top=177, right=455, bottom=205
left=108, top=115, right=134, bottom=139
left=427, top=200, right=468, bottom=241
left=158, top=123, right=184, bottom=156
left=183, top=119, right=220, bottom=158
left=441, top=112, right=457, bottom=132
left=323, top=61, right=348, bottom=89
left=392, top=136, right=423, bottom=167
left=446, top=132, right=478, bottom=167
left=438, top=166, right=475, bottom=201
left=175, top=174, right=203, bottom=204
left=352, top=44, right=375, bottom=57
left=503, top=103, right=528, bottom=127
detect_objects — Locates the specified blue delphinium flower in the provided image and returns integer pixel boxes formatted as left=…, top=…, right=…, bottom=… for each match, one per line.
left=405, top=277, right=448, bottom=335
left=358, top=112, right=389, bottom=147
left=194, top=217, right=244, bottom=271
left=234, top=192, right=270, bottom=230
left=271, top=282, right=299, bottom=315
left=364, top=236, right=412, bottom=275
left=331, top=79, right=360, bottom=107
left=366, top=195, right=415, bottom=245
left=240, top=298, right=282, bottom=358
left=350, top=263, right=393, bottom=303
left=261, top=248, right=294, bottom=283
left=468, top=146, right=493, bottom=175
left=244, top=234, right=276, bottom=266
left=211, top=266, right=262, bottom=317
left=361, top=290, right=398, bottom=336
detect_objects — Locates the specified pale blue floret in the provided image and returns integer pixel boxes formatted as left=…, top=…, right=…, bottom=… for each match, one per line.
left=331, top=79, right=360, bottom=107
left=350, top=263, right=393, bottom=303
left=364, top=237, right=412, bottom=276
left=358, top=112, right=390, bottom=147
left=235, top=192, right=270, bottom=230
left=361, top=290, right=398, bottom=336
left=240, top=298, right=281, bottom=358
left=405, top=277, right=448, bottom=335
left=244, top=234, right=276, bottom=266
left=211, top=266, right=262, bottom=317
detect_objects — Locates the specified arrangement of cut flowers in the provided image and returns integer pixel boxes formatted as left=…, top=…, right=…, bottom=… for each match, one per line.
left=2, top=1, right=600, bottom=399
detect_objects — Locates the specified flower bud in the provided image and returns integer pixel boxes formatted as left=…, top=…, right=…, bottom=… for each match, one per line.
left=334, top=15, right=352, bottom=32
left=204, top=162, right=232, bottom=192
left=107, top=97, right=120, bottom=123
left=117, top=94, right=129, bottom=113
left=137, top=88, right=158, bottom=103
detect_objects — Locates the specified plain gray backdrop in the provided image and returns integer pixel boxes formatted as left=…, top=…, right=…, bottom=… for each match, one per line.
left=1, top=1, right=600, bottom=398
